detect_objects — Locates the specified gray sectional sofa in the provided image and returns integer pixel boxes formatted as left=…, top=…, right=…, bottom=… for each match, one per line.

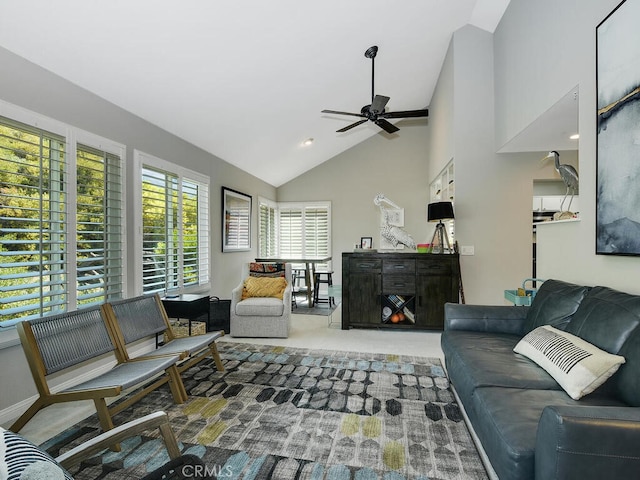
left=441, top=279, right=640, bottom=480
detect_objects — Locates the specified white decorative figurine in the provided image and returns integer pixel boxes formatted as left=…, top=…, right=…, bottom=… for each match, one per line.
left=374, top=193, right=416, bottom=250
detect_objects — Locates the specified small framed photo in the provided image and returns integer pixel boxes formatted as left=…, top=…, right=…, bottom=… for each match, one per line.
left=360, top=237, right=373, bottom=249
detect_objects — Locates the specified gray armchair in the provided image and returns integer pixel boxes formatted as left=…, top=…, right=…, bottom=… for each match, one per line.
left=230, top=262, right=292, bottom=338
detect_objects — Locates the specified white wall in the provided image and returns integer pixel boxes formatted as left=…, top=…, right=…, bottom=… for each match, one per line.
left=427, top=25, right=561, bottom=305
left=494, top=0, right=640, bottom=293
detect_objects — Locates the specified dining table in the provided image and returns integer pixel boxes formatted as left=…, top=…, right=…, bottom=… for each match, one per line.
left=254, top=256, right=332, bottom=307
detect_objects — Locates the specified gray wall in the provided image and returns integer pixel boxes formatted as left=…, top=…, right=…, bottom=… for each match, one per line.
left=427, top=25, right=561, bottom=305
left=277, top=118, right=430, bottom=282
left=494, top=0, right=640, bottom=293
left=0, top=46, right=275, bottom=421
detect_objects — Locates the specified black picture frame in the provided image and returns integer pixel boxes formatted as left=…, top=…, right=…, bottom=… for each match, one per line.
left=360, top=237, right=373, bottom=249
left=596, top=0, right=640, bottom=255
left=222, top=187, right=251, bottom=252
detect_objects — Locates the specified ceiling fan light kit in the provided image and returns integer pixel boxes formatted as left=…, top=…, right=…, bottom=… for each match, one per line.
left=322, top=45, right=429, bottom=134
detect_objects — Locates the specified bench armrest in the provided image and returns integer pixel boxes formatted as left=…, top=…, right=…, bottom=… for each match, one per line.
left=56, top=411, right=180, bottom=469
left=535, top=405, right=640, bottom=480
left=444, top=303, right=528, bottom=335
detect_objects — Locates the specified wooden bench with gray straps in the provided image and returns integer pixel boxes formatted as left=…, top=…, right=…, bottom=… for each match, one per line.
left=11, top=306, right=187, bottom=434
left=102, top=294, right=224, bottom=376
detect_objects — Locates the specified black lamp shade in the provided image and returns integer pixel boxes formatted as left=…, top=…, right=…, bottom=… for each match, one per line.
left=428, top=201, right=454, bottom=222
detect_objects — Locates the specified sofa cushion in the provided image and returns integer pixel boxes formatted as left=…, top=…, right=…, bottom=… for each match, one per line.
left=523, top=279, right=589, bottom=333
left=565, top=286, right=640, bottom=354
left=471, top=387, right=626, bottom=480
left=514, top=325, right=625, bottom=400
left=612, top=325, right=640, bottom=406
left=241, top=276, right=287, bottom=300
left=234, top=297, right=285, bottom=317
left=442, top=331, right=562, bottom=419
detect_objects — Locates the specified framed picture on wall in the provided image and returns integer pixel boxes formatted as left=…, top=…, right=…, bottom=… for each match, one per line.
left=222, top=187, right=251, bottom=252
left=596, top=0, right=640, bottom=255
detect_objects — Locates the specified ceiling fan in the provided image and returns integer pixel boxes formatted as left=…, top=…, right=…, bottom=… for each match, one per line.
left=321, top=45, right=429, bottom=134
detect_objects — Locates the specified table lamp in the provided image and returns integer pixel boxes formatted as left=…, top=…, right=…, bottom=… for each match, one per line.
left=428, top=201, right=454, bottom=254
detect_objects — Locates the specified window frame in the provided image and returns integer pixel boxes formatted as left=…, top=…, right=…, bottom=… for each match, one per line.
left=258, top=197, right=278, bottom=258
left=0, top=100, right=126, bottom=331
left=133, top=150, right=210, bottom=296
left=258, top=199, right=331, bottom=259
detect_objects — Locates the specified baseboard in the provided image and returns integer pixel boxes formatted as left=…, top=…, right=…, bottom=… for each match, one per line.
left=450, top=384, right=499, bottom=480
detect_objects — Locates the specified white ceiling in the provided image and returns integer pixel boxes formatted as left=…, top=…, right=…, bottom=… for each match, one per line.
left=0, top=0, right=511, bottom=187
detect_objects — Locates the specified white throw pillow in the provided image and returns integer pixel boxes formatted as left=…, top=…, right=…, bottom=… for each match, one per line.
left=514, top=325, right=625, bottom=400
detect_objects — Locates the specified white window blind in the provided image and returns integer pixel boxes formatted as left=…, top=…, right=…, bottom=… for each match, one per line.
left=141, top=163, right=209, bottom=294
left=76, top=144, right=123, bottom=307
left=0, top=120, right=67, bottom=322
left=0, top=115, right=125, bottom=326
left=304, top=206, right=330, bottom=258
left=258, top=201, right=331, bottom=259
left=258, top=198, right=277, bottom=258
left=279, top=208, right=304, bottom=257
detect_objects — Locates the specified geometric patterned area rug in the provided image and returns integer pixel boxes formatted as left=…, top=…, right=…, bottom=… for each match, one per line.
left=43, top=342, right=487, bottom=479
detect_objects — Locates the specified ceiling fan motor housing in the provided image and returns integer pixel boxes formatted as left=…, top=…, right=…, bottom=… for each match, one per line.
left=362, top=105, right=383, bottom=119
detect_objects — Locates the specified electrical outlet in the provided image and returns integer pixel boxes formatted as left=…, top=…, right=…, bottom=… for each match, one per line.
left=461, top=245, right=475, bottom=256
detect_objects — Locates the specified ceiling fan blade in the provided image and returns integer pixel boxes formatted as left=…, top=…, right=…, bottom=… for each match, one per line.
left=380, top=109, right=429, bottom=119
left=337, top=119, right=368, bottom=133
left=321, top=109, right=366, bottom=118
left=375, top=118, right=400, bottom=134
left=370, top=95, right=390, bottom=114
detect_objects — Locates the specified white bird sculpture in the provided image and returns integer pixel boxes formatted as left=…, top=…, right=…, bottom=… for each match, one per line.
left=374, top=193, right=416, bottom=249
left=542, top=150, right=579, bottom=212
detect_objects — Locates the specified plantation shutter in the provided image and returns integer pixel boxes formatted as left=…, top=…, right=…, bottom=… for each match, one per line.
left=258, top=199, right=277, bottom=257
left=142, top=167, right=178, bottom=293
left=0, top=119, right=68, bottom=322
left=182, top=177, right=209, bottom=287
left=141, top=165, right=209, bottom=294
left=76, top=144, right=123, bottom=307
left=279, top=208, right=304, bottom=257
left=276, top=203, right=330, bottom=259
left=304, top=205, right=329, bottom=257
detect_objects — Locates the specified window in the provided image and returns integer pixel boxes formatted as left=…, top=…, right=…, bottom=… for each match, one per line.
left=258, top=197, right=277, bottom=257
left=258, top=199, right=331, bottom=259
left=137, top=151, right=209, bottom=295
left=0, top=112, right=124, bottom=326
left=76, top=144, right=123, bottom=307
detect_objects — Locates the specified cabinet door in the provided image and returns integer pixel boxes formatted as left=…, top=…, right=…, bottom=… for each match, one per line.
left=348, top=273, right=381, bottom=325
left=415, top=258, right=458, bottom=329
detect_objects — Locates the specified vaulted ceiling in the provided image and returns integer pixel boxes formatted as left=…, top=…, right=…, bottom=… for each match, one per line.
left=0, top=1, right=510, bottom=186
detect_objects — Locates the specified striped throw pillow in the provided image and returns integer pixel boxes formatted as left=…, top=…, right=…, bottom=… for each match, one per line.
left=514, top=325, right=625, bottom=400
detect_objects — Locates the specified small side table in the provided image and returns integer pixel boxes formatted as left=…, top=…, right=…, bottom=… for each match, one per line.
left=161, top=294, right=210, bottom=336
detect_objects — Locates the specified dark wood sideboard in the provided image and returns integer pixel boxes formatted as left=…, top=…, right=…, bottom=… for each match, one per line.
left=342, top=251, right=460, bottom=330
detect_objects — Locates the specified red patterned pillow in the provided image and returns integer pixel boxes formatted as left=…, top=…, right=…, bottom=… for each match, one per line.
left=249, top=262, right=286, bottom=278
